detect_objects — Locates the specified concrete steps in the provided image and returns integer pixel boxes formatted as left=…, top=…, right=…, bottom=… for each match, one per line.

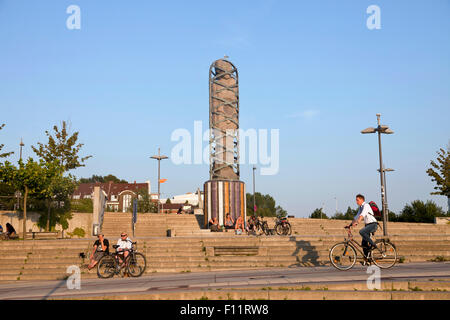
left=63, top=280, right=450, bottom=300
left=1, top=216, right=449, bottom=282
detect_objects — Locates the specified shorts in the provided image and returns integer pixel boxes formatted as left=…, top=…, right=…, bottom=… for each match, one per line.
left=93, top=251, right=105, bottom=261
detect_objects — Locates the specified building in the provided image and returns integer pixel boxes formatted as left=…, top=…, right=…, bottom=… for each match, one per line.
left=160, top=191, right=204, bottom=207
left=72, top=181, right=151, bottom=212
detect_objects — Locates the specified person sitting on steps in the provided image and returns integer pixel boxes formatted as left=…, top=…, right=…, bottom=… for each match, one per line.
left=88, top=234, right=109, bottom=270
left=224, top=213, right=235, bottom=231
left=209, top=217, right=221, bottom=232
left=116, top=232, right=133, bottom=267
left=5, top=223, right=17, bottom=239
left=235, top=215, right=245, bottom=234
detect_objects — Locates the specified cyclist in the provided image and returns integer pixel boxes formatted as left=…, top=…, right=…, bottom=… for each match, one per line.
left=116, top=232, right=133, bottom=267
left=348, top=194, right=378, bottom=261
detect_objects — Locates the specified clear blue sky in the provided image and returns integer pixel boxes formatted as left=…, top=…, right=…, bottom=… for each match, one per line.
left=1, top=0, right=449, bottom=217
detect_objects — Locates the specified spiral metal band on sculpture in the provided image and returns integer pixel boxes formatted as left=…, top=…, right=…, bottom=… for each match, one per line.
left=209, top=58, right=240, bottom=181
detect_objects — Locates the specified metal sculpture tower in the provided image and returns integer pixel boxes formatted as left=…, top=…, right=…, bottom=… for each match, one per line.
left=204, top=57, right=246, bottom=228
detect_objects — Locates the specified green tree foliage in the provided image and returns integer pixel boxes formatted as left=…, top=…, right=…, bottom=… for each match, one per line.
left=246, top=192, right=288, bottom=217
left=0, top=182, right=16, bottom=210
left=135, top=188, right=157, bottom=213
left=0, top=124, right=14, bottom=159
left=397, top=200, right=448, bottom=223
left=426, top=144, right=450, bottom=211
left=0, top=159, right=47, bottom=237
left=309, top=208, right=328, bottom=219
left=37, top=161, right=77, bottom=231
left=79, top=174, right=127, bottom=184
left=71, top=198, right=93, bottom=213
left=165, top=198, right=172, bottom=204
left=332, top=206, right=358, bottom=220
left=31, top=121, right=92, bottom=172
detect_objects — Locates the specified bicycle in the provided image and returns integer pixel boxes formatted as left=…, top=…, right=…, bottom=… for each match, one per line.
left=275, top=215, right=292, bottom=236
left=329, top=225, right=397, bottom=271
left=97, top=241, right=147, bottom=278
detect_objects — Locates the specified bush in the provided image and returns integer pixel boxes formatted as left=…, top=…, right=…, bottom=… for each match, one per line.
left=397, top=200, right=447, bottom=223
left=67, top=227, right=86, bottom=238
left=310, top=208, right=328, bottom=219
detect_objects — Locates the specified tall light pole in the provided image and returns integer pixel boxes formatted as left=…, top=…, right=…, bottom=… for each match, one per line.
left=19, top=138, right=24, bottom=161
left=334, top=196, right=338, bottom=214
left=378, top=166, right=395, bottom=220
left=252, top=166, right=256, bottom=215
left=150, top=148, right=168, bottom=213
left=361, top=114, right=394, bottom=236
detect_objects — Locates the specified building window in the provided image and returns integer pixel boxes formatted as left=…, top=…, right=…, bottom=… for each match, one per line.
left=123, top=194, right=132, bottom=212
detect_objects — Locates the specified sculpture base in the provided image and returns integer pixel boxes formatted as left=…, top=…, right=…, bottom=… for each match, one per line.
left=203, top=180, right=246, bottom=228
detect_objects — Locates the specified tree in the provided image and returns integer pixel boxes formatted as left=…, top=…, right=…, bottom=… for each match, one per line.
left=332, top=206, right=358, bottom=220
left=0, top=124, right=14, bottom=159
left=165, top=198, right=172, bottom=204
left=246, top=192, right=288, bottom=217
left=426, top=143, right=450, bottom=212
left=397, top=200, right=448, bottom=223
left=310, top=208, right=328, bottom=219
left=38, top=162, right=77, bottom=231
left=0, top=159, right=47, bottom=238
left=79, top=174, right=127, bottom=184
left=134, top=188, right=157, bottom=213
left=32, top=121, right=92, bottom=172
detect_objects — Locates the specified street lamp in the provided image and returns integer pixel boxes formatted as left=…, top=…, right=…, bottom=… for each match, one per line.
left=378, top=166, right=395, bottom=219
left=150, top=148, right=168, bottom=213
left=361, top=114, right=394, bottom=237
left=19, top=138, right=24, bottom=161
left=252, top=166, right=256, bottom=215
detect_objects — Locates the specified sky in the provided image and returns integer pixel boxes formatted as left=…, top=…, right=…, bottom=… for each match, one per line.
left=0, top=0, right=449, bottom=217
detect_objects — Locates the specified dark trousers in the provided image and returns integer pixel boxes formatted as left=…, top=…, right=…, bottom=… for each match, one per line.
left=360, top=223, right=377, bottom=256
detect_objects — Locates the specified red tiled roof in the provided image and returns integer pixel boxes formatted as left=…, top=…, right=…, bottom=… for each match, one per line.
left=73, top=182, right=148, bottom=199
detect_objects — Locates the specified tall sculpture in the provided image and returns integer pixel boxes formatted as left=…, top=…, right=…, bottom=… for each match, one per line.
left=204, top=57, right=246, bottom=227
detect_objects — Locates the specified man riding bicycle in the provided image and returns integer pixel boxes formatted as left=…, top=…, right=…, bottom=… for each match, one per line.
left=116, top=232, right=133, bottom=267
left=348, top=194, right=378, bottom=262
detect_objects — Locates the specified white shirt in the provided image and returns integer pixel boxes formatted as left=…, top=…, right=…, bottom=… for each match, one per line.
left=354, top=202, right=377, bottom=225
left=116, top=237, right=133, bottom=251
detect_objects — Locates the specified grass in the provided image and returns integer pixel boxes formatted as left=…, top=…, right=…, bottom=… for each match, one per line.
left=409, top=286, right=423, bottom=291
left=298, top=286, right=311, bottom=291
left=431, top=289, right=448, bottom=292
left=398, top=256, right=406, bottom=263
left=429, top=256, right=449, bottom=262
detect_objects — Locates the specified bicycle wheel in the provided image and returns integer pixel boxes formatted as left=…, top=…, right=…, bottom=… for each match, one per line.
left=275, top=224, right=284, bottom=235
left=372, top=240, right=397, bottom=269
left=97, top=255, right=116, bottom=279
left=262, top=222, right=270, bottom=235
left=127, top=252, right=147, bottom=277
left=329, top=242, right=357, bottom=271
left=283, top=223, right=292, bottom=236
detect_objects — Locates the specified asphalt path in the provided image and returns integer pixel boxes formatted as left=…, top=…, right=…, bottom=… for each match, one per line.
left=0, top=262, right=449, bottom=300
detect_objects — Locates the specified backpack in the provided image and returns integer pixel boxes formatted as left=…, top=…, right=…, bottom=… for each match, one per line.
left=369, top=201, right=381, bottom=217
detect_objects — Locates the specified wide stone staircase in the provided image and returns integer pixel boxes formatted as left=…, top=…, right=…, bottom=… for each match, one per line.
left=0, top=215, right=449, bottom=282
left=101, top=213, right=205, bottom=238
